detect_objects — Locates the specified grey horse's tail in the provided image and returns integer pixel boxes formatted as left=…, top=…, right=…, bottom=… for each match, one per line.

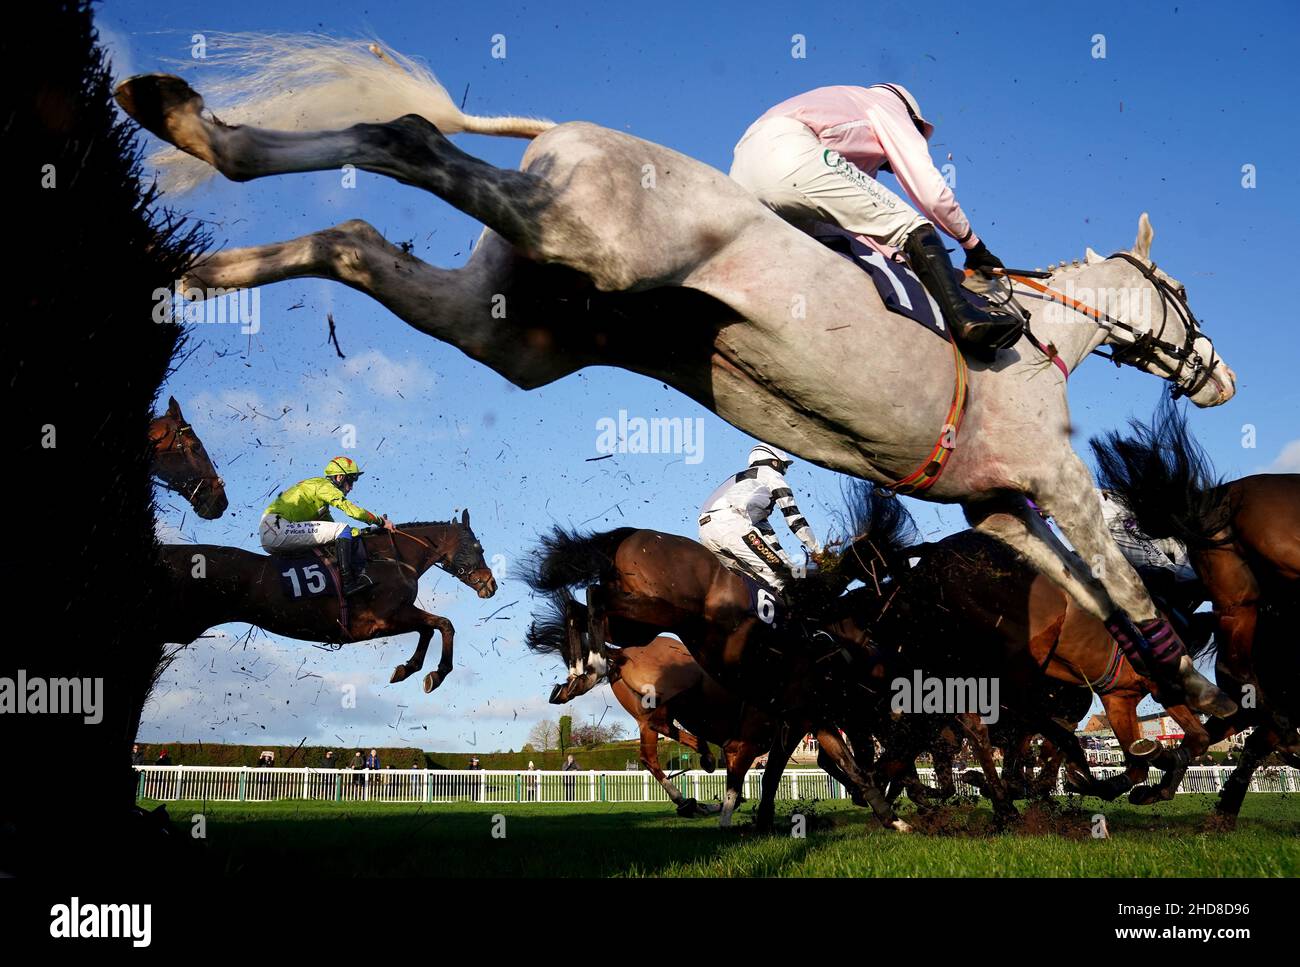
left=147, top=33, right=555, bottom=192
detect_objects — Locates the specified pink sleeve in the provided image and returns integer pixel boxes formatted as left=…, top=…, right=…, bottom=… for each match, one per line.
left=866, top=105, right=981, bottom=249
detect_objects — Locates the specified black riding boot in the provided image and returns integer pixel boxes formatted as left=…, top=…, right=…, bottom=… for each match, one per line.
left=903, top=225, right=1023, bottom=361
left=336, top=537, right=373, bottom=596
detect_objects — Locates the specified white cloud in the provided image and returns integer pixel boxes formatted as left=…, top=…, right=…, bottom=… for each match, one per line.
left=341, top=348, right=435, bottom=400
left=1266, top=439, right=1300, bottom=474
left=96, top=20, right=136, bottom=84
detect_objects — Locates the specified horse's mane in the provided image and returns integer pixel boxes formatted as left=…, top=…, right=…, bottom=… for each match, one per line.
left=832, top=479, right=921, bottom=578
left=1089, top=397, right=1234, bottom=550
left=523, top=591, right=572, bottom=658
left=395, top=519, right=458, bottom=529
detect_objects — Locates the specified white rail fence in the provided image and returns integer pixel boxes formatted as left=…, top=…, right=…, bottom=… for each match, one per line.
left=134, top=764, right=1299, bottom=806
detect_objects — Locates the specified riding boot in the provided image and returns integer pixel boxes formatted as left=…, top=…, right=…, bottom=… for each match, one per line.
left=336, top=536, right=373, bottom=597
left=902, top=224, right=1023, bottom=361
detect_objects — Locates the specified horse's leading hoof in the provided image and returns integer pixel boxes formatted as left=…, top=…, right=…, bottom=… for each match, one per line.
left=114, top=74, right=201, bottom=138
left=700, top=754, right=717, bottom=774
left=547, top=682, right=567, bottom=704
left=389, top=665, right=407, bottom=684
left=1129, top=737, right=1160, bottom=760
left=422, top=670, right=444, bottom=693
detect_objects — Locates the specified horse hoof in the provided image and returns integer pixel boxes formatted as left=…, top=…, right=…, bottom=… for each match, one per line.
left=1063, top=766, right=1092, bottom=796
left=1128, top=785, right=1160, bottom=806
left=422, top=671, right=443, bottom=693
left=1129, top=738, right=1160, bottom=760
left=390, top=666, right=407, bottom=684
left=676, top=798, right=700, bottom=817
left=113, top=74, right=211, bottom=154
left=700, top=755, right=717, bottom=774
left=962, top=769, right=988, bottom=791
left=891, top=819, right=912, bottom=834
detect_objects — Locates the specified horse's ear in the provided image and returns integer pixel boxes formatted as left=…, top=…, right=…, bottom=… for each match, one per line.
left=167, top=396, right=182, bottom=418
left=461, top=508, right=470, bottom=527
left=1085, top=246, right=1104, bottom=264
left=1132, top=212, right=1154, bottom=261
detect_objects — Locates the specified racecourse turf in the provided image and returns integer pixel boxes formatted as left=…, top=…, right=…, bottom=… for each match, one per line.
left=142, top=793, right=1300, bottom=877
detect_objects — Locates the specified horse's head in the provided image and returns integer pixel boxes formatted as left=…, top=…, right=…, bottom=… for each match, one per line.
left=1089, top=214, right=1236, bottom=408
left=149, top=396, right=228, bottom=519
left=442, top=508, right=497, bottom=598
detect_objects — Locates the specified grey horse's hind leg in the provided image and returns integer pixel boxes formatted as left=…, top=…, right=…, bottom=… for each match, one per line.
left=180, top=219, right=581, bottom=390
left=115, top=75, right=564, bottom=261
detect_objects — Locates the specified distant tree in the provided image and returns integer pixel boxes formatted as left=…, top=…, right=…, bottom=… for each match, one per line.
left=570, top=722, right=628, bottom=747
left=527, top=720, right=559, bottom=752
left=559, top=715, right=572, bottom=752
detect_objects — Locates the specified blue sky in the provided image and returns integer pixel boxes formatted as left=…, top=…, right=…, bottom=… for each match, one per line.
left=102, top=0, right=1299, bottom=754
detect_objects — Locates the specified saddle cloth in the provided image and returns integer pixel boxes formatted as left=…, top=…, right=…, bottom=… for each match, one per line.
left=273, top=540, right=367, bottom=600
left=812, top=225, right=1020, bottom=339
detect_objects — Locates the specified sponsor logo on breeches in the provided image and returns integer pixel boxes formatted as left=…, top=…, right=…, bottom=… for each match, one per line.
left=823, top=149, right=898, bottom=211
left=743, top=530, right=784, bottom=569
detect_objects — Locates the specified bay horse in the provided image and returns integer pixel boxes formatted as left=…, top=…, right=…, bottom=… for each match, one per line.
left=115, top=33, right=1237, bottom=715
left=876, top=529, right=1212, bottom=807
left=159, top=511, right=496, bottom=693
left=150, top=396, right=227, bottom=519
left=1091, top=403, right=1300, bottom=816
left=528, top=595, right=895, bottom=828
left=519, top=484, right=955, bottom=832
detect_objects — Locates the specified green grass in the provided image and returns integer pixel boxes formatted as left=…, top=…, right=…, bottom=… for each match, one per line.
left=142, top=793, right=1300, bottom=877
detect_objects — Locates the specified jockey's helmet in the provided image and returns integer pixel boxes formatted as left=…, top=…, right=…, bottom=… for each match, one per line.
left=324, top=456, right=364, bottom=480
left=871, top=83, right=934, bottom=140
left=749, top=444, right=792, bottom=473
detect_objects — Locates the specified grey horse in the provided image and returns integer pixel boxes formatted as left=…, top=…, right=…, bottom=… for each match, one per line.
left=113, top=35, right=1238, bottom=717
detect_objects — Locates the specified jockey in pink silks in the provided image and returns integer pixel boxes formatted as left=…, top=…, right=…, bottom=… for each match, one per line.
left=730, top=84, right=1021, bottom=358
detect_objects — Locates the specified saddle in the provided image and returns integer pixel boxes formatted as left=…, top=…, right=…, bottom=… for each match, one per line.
left=270, top=539, right=372, bottom=643
left=812, top=226, right=1028, bottom=339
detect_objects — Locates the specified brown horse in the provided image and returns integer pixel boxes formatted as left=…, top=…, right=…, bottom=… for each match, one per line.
left=530, top=598, right=884, bottom=829
left=150, top=396, right=227, bottom=519
left=519, top=489, right=934, bottom=832
left=1092, top=401, right=1298, bottom=701
left=160, top=511, right=496, bottom=692
left=871, top=529, right=1212, bottom=808
left=1091, top=403, right=1300, bottom=816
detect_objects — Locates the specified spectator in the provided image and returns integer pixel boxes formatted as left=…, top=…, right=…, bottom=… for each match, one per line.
left=131, top=744, right=144, bottom=767
left=562, top=753, right=579, bottom=801
left=318, top=750, right=337, bottom=799
left=526, top=760, right=538, bottom=802
left=156, top=749, right=172, bottom=766
left=469, top=755, right=480, bottom=770
left=351, top=751, right=365, bottom=786
left=365, top=749, right=380, bottom=770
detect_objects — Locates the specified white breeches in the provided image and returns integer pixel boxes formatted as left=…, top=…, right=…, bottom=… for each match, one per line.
left=259, top=514, right=348, bottom=552
left=730, top=115, right=927, bottom=249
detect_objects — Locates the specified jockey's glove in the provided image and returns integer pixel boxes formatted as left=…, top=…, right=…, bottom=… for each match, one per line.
left=964, top=240, right=1004, bottom=275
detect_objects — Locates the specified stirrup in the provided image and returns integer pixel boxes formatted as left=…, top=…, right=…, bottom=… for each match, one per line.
left=343, top=572, right=374, bottom=597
